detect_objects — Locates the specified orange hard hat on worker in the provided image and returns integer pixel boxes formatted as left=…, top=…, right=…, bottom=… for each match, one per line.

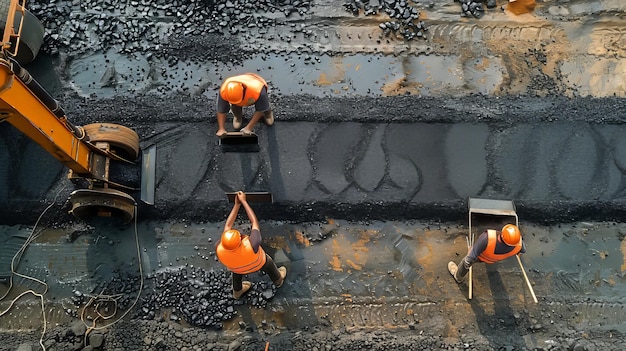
left=501, top=224, right=521, bottom=246
left=223, top=82, right=245, bottom=104
left=221, top=229, right=242, bottom=250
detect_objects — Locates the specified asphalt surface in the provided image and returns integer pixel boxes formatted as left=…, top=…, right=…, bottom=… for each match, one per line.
left=3, top=98, right=626, bottom=224
left=0, top=0, right=625, bottom=224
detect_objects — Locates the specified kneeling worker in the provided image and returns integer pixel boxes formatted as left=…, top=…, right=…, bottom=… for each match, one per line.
left=448, top=224, right=526, bottom=283
left=216, top=73, right=274, bottom=137
left=216, top=191, right=287, bottom=299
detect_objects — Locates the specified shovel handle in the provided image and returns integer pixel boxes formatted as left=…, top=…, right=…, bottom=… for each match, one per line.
left=467, top=235, right=472, bottom=300
left=516, top=255, right=538, bottom=303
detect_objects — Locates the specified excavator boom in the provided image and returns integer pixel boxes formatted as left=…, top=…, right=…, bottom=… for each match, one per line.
left=0, top=58, right=92, bottom=175
left=0, top=0, right=154, bottom=223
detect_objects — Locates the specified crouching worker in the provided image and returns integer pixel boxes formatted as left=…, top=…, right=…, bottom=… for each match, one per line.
left=216, top=191, right=287, bottom=299
left=215, top=73, right=274, bottom=136
left=448, top=224, right=526, bottom=283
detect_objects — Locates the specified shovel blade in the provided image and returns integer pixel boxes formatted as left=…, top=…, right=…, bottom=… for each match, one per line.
left=140, top=145, right=157, bottom=205
left=219, top=132, right=260, bottom=152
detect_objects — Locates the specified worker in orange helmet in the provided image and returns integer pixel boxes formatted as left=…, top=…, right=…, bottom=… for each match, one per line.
left=215, top=191, right=287, bottom=299
left=216, top=73, right=274, bottom=137
left=448, top=224, right=526, bottom=283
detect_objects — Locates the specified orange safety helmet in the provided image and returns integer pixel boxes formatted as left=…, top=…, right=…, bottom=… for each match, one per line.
left=223, top=82, right=244, bottom=104
left=221, top=229, right=242, bottom=250
left=501, top=224, right=521, bottom=246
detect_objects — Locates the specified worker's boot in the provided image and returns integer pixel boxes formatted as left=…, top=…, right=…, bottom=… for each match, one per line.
left=274, top=266, right=287, bottom=288
left=448, top=261, right=468, bottom=283
left=233, top=281, right=252, bottom=299
left=263, top=110, right=274, bottom=126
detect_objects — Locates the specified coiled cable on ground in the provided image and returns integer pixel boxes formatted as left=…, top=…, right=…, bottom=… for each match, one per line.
left=0, top=187, right=145, bottom=350
left=79, top=205, right=144, bottom=347
left=0, top=184, right=68, bottom=351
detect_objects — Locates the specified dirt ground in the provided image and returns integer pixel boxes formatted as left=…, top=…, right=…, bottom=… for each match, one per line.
left=2, top=219, right=626, bottom=351
left=1, top=0, right=626, bottom=350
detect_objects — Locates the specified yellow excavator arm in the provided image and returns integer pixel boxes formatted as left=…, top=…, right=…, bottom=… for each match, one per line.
left=0, top=0, right=154, bottom=223
left=0, top=58, right=93, bottom=175
left=1, top=0, right=94, bottom=175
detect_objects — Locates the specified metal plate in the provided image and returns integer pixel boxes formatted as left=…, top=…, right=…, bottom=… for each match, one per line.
left=219, top=132, right=259, bottom=153
left=225, top=192, right=273, bottom=203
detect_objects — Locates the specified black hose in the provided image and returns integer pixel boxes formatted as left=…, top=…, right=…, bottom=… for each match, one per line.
left=8, top=58, right=83, bottom=137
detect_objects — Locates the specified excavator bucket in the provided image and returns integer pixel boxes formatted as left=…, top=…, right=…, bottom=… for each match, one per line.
left=141, top=145, right=156, bottom=205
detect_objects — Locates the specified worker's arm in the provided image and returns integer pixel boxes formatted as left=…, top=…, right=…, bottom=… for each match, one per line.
left=223, top=195, right=240, bottom=232
left=241, top=111, right=264, bottom=133
left=249, top=228, right=262, bottom=253
left=519, top=240, right=527, bottom=254
left=241, top=88, right=270, bottom=133
left=254, top=87, right=270, bottom=112
left=238, top=192, right=262, bottom=253
left=237, top=191, right=259, bottom=230
left=216, top=112, right=228, bottom=136
left=466, top=232, right=489, bottom=265
left=216, top=94, right=231, bottom=136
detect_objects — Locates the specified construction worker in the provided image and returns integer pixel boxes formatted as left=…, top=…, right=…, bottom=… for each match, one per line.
left=215, top=191, right=287, bottom=299
left=215, top=73, right=274, bottom=137
left=448, top=224, right=526, bottom=283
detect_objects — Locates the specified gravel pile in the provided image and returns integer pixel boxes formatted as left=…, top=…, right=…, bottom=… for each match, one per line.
left=28, top=0, right=313, bottom=59
left=60, top=264, right=276, bottom=332
left=135, top=266, right=276, bottom=329
left=454, top=0, right=499, bottom=18
left=343, top=0, right=428, bottom=40
left=456, top=0, right=485, bottom=18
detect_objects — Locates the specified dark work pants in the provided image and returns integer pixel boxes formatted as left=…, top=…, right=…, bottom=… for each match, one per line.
left=232, top=254, right=281, bottom=291
left=230, top=105, right=273, bottom=120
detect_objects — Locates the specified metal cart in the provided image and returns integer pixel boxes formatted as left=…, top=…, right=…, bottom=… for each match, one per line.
left=467, top=198, right=537, bottom=303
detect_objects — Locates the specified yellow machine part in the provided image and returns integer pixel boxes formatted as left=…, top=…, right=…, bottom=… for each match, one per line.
left=0, top=59, right=92, bottom=176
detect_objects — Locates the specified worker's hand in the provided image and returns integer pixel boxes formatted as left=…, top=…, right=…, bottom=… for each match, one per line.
left=236, top=191, right=247, bottom=203
left=216, top=128, right=227, bottom=137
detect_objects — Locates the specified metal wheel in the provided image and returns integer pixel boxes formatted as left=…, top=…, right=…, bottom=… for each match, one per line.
left=83, top=123, right=140, bottom=161
left=69, top=188, right=136, bottom=224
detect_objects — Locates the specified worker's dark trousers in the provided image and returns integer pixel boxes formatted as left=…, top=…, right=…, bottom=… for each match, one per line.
left=231, top=105, right=273, bottom=120
left=230, top=105, right=244, bottom=119
left=232, top=254, right=281, bottom=291
left=455, top=257, right=471, bottom=282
